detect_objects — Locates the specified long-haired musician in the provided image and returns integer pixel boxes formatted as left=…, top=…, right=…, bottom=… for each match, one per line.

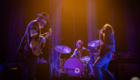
left=17, top=12, right=51, bottom=80
left=93, top=24, right=115, bottom=80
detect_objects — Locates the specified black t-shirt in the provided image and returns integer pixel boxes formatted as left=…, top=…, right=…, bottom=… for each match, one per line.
left=101, top=33, right=115, bottom=54
left=17, top=20, right=41, bottom=54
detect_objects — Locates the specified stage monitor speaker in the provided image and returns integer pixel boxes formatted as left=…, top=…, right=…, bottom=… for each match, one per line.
left=36, top=63, right=51, bottom=80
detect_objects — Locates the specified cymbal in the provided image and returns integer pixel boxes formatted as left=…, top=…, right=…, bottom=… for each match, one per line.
left=54, top=45, right=71, bottom=53
left=88, top=40, right=103, bottom=47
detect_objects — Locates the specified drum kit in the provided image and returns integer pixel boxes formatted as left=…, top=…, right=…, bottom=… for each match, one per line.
left=52, top=40, right=103, bottom=77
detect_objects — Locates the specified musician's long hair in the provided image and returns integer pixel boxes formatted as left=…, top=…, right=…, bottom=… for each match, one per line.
left=102, top=24, right=114, bottom=36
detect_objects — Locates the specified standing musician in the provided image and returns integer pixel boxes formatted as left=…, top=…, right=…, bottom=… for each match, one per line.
left=93, top=24, right=115, bottom=80
left=17, top=12, right=51, bottom=80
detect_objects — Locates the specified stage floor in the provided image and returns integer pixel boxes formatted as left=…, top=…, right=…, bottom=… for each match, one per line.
left=52, top=76, right=95, bottom=80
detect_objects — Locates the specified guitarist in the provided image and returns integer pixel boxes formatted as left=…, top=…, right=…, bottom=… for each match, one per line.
left=93, top=24, right=115, bottom=80
left=17, top=12, right=50, bottom=80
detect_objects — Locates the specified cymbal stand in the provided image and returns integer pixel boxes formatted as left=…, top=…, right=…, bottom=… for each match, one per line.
left=54, top=52, right=61, bottom=76
left=85, top=60, right=89, bottom=77
left=82, top=60, right=89, bottom=77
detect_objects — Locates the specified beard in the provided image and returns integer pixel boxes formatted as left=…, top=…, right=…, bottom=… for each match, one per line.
left=40, top=22, right=45, bottom=28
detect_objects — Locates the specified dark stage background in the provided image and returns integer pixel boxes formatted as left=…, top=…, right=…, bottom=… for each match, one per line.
left=0, top=0, right=140, bottom=79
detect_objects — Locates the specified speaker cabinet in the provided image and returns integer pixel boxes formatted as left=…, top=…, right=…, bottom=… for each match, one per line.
left=117, top=64, right=140, bottom=80
left=36, top=63, right=51, bottom=80
left=115, top=52, right=140, bottom=80
left=1, top=63, right=25, bottom=80
left=116, top=52, right=138, bottom=64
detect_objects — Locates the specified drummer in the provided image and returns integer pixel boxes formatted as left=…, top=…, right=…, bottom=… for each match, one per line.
left=71, top=40, right=86, bottom=59
left=71, top=40, right=94, bottom=76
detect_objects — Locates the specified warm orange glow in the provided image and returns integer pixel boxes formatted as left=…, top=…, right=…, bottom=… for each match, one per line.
left=10, top=68, right=17, bottom=70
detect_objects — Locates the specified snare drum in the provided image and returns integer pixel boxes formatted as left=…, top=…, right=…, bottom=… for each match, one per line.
left=63, top=57, right=83, bottom=77
left=79, top=49, right=90, bottom=61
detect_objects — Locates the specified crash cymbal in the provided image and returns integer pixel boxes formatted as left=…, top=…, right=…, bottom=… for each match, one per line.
left=54, top=45, right=71, bottom=53
left=88, top=40, right=103, bottom=47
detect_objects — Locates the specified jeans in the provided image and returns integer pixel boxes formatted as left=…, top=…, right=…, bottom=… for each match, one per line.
left=93, top=52, right=115, bottom=80
left=89, top=55, right=94, bottom=72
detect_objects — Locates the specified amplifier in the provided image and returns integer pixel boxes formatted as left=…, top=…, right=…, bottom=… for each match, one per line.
left=115, top=52, right=140, bottom=80
left=1, top=63, right=25, bottom=80
left=117, top=63, right=140, bottom=80
left=116, top=52, right=138, bottom=63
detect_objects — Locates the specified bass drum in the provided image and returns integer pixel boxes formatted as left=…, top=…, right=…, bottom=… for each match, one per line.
left=63, top=57, right=83, bottom=77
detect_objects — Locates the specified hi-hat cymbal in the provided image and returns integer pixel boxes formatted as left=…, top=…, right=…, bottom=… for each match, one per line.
left=54, top=45, right=71, bottom=53
left=88, top=40, right=103, bottom=47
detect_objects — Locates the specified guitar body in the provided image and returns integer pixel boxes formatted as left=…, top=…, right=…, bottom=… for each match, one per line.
left=30, top=39, right=43, bottom=56
left=30, top=28, right=52, bottom=56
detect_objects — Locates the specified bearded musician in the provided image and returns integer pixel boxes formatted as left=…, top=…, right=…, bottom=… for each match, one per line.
left=17, top=12, right=51, bottom=80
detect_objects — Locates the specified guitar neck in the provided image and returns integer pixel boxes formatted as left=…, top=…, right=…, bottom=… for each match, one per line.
left=44, top=28, right=51, bottom=39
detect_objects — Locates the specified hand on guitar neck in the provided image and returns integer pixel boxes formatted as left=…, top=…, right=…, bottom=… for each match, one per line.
left=40, top=28, right=52, bottom=43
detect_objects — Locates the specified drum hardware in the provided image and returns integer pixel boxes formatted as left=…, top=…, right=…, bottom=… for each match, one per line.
left=53, top=45, right=71, bottom=75
left=63, top=68, right=81, bottom=77
left=79, top=49, right=91, bottom=62
left=54, top=45, right=71, bottom=53
left=80, top=56, right=91, bottom=62
left=63, top=68, right=75, bottom=73
left=53, top=45, right=100, bottom=77
left=53, top=55, right=60, bottom=76
left=81, top=59, right=90, bottom=77
left=63, top=57, right=83, bottom=77
left=53, top=53, right=65, bottom=75
left=88, top=40, right=102, bottom=63
left=88, top=40, right=103, bottom=48
left=59, top=58, right=67, bottom=73
left=77, top=48, right=92, bottom=77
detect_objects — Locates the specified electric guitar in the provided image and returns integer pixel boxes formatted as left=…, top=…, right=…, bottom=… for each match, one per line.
left=30, top=28, right=52, bottom=56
